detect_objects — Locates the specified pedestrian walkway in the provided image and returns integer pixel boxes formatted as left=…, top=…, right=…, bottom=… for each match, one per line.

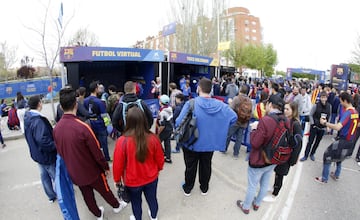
left=2, top=103, right=359, bottom=219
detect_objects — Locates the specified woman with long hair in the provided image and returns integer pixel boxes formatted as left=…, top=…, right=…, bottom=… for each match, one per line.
left=16, top=92, right=27, bottom=134
left=264, top=102, right=303, bottom=202
left=113, top=106, right=164, bottom=220
left=253, top=90, right=269, bottom=120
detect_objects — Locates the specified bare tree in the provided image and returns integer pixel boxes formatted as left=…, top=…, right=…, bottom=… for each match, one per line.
left=0, top=41, right=18, bottom=81
left=67, top=28, right=100, bottom=47
left=0, top=41, right=18, bottom=70
left=167, top=0, right=226, bottom=56
left=352, top=33, right=360, bottom=65
left=23, top=0, right=73, bottom=120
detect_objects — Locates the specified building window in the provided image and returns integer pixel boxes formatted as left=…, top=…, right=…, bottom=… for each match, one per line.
left=252, top=21, right=257, bottom=26
left=252, top=36, right=257, bottom=41
left=252, top=29, right=256, bottom=33
left=245, top=27, right=250, bottom=32
left=245, top=35, right=250, bottom=40
left=245, top=20, right=249, bottom=24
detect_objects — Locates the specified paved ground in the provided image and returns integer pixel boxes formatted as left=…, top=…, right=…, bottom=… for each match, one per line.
left=1, top=102, right=360, bottom=220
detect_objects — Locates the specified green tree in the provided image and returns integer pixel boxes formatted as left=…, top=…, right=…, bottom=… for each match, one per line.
left=225, top=43, right=277, bottom=77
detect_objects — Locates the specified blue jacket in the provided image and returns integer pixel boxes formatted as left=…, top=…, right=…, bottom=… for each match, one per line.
left=175, top=96, right=237, bottom=152
left=24, top=110, right=57, bottom=165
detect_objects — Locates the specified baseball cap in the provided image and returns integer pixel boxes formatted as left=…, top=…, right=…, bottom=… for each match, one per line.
left=268, top=94, right=285, bottom=110
left=159, top=94, right=170, bottom=104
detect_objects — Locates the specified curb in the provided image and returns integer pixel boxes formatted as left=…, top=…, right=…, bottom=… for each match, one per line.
left=3, top=133, right=24, bottom=141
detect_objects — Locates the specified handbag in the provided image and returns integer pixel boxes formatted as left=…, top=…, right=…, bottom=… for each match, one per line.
left=116, top=137, right=131, bottom=203
left=116, top=182, right=130, bottom=203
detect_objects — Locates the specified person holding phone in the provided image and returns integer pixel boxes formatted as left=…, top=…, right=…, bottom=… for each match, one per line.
left=300, top=91, right=331, bottom=162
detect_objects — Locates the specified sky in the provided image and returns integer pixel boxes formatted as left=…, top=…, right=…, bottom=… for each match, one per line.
left=1, top=0, right=360, bottom=72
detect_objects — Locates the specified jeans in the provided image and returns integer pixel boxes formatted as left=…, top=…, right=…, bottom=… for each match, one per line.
left=300, top=115, right=309, bottom=131
left=304, top=126, right=325, bottom=157
left=225, top=123, right=244, bottom=156
left=322, top=162, right=341, bottom=182
left=94, top=129, right=110, bottom=161
left=127, top=178, right=159, bottom=220
left=38, top=163, right=57, bottom=200
left=243, top=164, right=276, bottom=209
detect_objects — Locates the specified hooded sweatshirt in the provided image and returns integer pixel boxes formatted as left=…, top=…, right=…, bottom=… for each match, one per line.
left=175, top=96, right=237, bottom=152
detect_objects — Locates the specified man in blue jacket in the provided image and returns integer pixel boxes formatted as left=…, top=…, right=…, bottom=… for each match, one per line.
left=24, top=95, right=57, bottom=203
left=175, top=78, right=237, bottom=196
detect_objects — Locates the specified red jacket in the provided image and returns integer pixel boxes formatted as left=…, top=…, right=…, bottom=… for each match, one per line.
left=249, top=112, right=289, bottom=168
left=53, top=114, right=109, bottom=186
left=113, top=134, right=164, bottom=187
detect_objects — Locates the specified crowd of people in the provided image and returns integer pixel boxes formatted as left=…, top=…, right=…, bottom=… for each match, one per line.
left=3, top=73, right=360, bottom=219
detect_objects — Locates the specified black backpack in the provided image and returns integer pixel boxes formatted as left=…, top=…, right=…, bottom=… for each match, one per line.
left=262, top=114, right=292, bottom=165
left=121, top=99, right=144, bottom=127
left=174, top=99, right=199, bottom=148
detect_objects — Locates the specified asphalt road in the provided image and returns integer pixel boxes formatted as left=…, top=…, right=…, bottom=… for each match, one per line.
left=1, top=103, right=359, bottom=220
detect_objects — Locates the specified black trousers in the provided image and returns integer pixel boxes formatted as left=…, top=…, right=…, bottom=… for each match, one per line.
left=273, top=174, right=284, bottom=196
left=304, top=126, right=325, bottom=157
left=182, top=147, right=214, bottom=193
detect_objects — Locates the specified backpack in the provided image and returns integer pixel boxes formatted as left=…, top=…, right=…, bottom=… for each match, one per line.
left=236, top=95, right=253, bottom=124
left=7, top=108, right=20, bottom=129
left=174, top=99, right=199, bottom=148
left=88, top=98, right=100, bottom=116
left=121, top=99, right=144, bottom=127
left=262, top=114, right=292, bottom=165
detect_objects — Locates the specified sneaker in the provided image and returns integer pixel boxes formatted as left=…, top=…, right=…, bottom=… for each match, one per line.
left=252, top=201, right=260, bottom=211
left=113, top=200, right=127, bottom=213
left=310, top=155, right=315, bottom=161
left=330, top=172, right=339, bottom=181
left=314, top=177, right=327, bottom=184
left=300, top=156, right=307, bottom=162
left=236, top=200, right=249, bottom=214
left=263, top=195, right=277, bottom=203
left=165, top=158, right=172, bottom=163
left=182, top=183, right=191, bottom=196
left=1, top=144, right=6, bottom=148
left=48, top=198, right=56, bottom=203
left=172, top=149, right=180, bottom=153
left=129, top=215, right=136, bottom=220
left=97, top=206, right=104, bottom=220
left=233, top=155, right=239, bottom=160
left=200, top=190, right=208, bottom=196
left=148, top=209, right=158, bottom=220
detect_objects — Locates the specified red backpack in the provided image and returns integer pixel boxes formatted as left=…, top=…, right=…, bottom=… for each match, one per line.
left=262, top=114, right=292, bottom=165
left=8, top=108, right=20, bottom=128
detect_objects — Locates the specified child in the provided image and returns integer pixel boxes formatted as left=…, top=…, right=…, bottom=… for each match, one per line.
left=156, top=95, right=174, bottom=163
left=172, top=93, right=185, bottom=153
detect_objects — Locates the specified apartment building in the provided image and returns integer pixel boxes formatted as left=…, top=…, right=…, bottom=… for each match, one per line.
left=135, top=7, right=262, bottom=55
